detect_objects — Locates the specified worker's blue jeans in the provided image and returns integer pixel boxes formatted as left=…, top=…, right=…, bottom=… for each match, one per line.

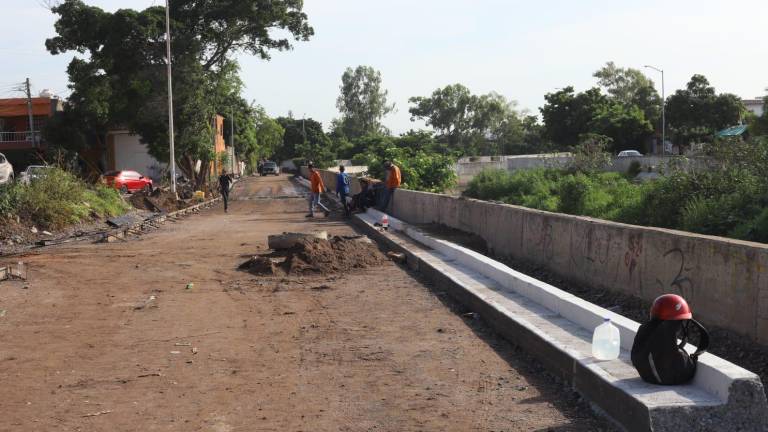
left=378, top=187, right=395, bottom=211
left=308, top=192, right=321, bottom=215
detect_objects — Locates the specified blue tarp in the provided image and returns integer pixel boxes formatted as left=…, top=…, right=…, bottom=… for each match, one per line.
left=716, top=125, right=748, bottom=137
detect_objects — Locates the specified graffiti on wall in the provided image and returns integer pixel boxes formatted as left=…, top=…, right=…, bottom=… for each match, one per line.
left=624, top=234, right=643, bottom=276
left=656, top=248, right=694, bottom=300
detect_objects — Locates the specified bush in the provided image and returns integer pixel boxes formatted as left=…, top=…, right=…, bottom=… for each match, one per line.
left=0, top=168, right=130, bottom=229
left=465, top=168, right=641, bottom=218
left=627, top=160, right=642, bottom=178
left=464, top=137, right=768, bottom=244
left=730, top=207, right=768, bottom=243
left=352, top=146, right=457, bottom=193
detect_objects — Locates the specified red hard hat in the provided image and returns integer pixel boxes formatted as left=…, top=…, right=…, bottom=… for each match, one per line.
left=650, top=294, right=692, bottom=320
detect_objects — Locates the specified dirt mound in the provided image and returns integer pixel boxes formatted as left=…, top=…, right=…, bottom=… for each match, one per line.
left=129, top=189, right=188, bottom=213
left=240, top=236, right=385, bottom=276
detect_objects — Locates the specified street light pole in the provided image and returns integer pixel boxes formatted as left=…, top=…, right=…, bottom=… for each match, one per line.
left=165, top=0, right=177, bottom=194
left=644, top=65, right=665, bottom=156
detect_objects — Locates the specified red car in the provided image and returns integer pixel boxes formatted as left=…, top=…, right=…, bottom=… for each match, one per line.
left=103, top=170, right=153, bottom=194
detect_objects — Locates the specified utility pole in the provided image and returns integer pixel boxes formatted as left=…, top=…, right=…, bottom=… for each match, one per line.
left=230, top=108, right=235, bottom=173
left=165, top=0, right=177, bottom=195
left=25, top=78, right=35, bottom=147
left=644, top=65, right=665, bottom=156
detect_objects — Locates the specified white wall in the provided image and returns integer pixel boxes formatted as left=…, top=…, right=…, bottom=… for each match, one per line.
left=112, top=132, right=165, bottom=181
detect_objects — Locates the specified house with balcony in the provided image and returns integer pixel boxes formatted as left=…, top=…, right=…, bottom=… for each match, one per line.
left=0, top=96, right=63, bottom=151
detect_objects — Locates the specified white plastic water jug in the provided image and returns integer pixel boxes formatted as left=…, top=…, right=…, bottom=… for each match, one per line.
left=592, top=318, right=620, bottom=360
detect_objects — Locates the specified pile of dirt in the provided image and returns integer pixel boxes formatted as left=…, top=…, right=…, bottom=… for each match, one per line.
left=240, top=236, right=386, bottom=276
left=129, top=189, right=189, bottom=213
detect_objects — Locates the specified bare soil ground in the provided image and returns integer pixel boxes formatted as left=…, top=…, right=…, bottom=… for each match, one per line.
left=0, top=175, right=612, bottom=431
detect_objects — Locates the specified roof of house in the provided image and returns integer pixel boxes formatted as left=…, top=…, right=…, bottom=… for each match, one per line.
left=0, top=97, right=58, bottom=117
left=716, top=124, right=749, bottom=137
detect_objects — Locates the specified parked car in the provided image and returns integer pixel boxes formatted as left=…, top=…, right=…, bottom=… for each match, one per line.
left=0, top=152, right=13, bottom=185
left=618, top=150, right=643, bottom=157
left=19, top=165, right=54, bottom=185
left=103, top=170, right=153, bottom=194
left=261, top=161, right=280, bottom=176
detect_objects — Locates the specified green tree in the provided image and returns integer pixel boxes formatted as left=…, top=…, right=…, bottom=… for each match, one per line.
left=45, top=0, right=313, bottom=185
left=540, top=87, right=607, bottom=148
left=408, top=84, right=475, bottom=150
left=409, top=85, right=528, bottom=155
left=541, top=86, right=652, bottom=153
left=594, top=61, right=661, bottom=125
left=335, top=66, right=394, bottom=139
left=275, top=117, right=335, bottom=167
left=665, top=74, right=745, bottom=148
left=591, top=102, right=653, bottom=152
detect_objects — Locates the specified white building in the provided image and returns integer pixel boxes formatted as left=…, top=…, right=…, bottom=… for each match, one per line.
left=744, top=97, right=765, bottom=117
left=106, top=130, right=166, bottom=181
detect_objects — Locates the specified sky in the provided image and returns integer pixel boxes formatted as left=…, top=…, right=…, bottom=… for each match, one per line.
left=1, top=0, right=766, bottom=134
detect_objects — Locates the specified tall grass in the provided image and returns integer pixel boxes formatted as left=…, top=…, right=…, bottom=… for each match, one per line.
left=0, top=168, right=130, bottom=229
left=465, top=166, right=768, bottom=244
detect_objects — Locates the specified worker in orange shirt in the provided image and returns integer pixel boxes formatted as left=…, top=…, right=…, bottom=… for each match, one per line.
left=306, top=162, right=329, bottom=218
left=378, top=160, right=401, bottom=211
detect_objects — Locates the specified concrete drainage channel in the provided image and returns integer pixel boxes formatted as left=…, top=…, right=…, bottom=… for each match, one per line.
left=353, top=208, right=768, bottom=431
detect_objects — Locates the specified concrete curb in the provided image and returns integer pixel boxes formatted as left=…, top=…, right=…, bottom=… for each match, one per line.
left=353, top=209, right=768, bottom=432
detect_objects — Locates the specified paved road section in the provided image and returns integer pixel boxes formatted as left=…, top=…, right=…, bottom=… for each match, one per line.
left=0, top=175, right=612, bottom=431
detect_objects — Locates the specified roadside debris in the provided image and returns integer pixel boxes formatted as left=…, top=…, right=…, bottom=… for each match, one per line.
left=82, top=410, right=112, bottom=418
left=386, top=251, right=406, bottom=263
left=133, top=295, right=157, bottom=310
left=185, top=283, right=194, bottom=290
left=0, top=262, right=27, bottom=281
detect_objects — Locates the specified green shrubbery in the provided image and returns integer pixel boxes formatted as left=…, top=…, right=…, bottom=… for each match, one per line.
left=465, top=137, right=768, bottom=243
left=351, top=132, right=458, bottom=193
left=465, top=169, right=641, bottom=220
left=0, top=168, right=130, bottom=229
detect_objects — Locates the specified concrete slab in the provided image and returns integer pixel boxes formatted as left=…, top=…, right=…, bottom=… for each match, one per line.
left=355, top=210, right=768, bottom=432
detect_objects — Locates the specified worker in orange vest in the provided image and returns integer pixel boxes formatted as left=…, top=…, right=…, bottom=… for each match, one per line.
left=378, top=160, right=401, bottom=211
left=306, top=162, right=329, bottom=217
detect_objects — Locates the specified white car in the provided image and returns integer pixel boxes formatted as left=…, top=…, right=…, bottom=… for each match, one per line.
left=0, top=152, right=14, bottom=185
left=19, top=165, right=53, bottom=185
left=617, top=150, right=643, bottom=157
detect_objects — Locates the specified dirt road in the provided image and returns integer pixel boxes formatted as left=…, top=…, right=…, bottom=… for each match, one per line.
left=0, top=175, right=611, bottom=431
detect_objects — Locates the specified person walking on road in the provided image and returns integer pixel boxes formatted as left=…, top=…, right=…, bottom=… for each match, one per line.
left=336, top=165, right=351, bottom=218
left=219, top=170, right=233, bottom=213
left=306, top=162, right=328, bottom=218
left=378, top=160, right=401, bottom=211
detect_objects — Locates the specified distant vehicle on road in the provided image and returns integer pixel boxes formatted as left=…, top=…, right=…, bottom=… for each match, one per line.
left=618, top=150, right=643, bottom=157
left=261, top=161, right=280, bottom=176
left=0, top=152, right=12, bottom=185
left=103, top=170, right=153, bottom=194
left=19, top=165, right=53, bottom=185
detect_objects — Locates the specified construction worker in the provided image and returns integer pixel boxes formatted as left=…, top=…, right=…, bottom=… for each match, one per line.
left=336, top=165, right=351, bottom=218
left=219, top=169, right=233, bottom=213
left=306, top=162, right=328, bottom=218
left=378, top=160, right=401, bottom=211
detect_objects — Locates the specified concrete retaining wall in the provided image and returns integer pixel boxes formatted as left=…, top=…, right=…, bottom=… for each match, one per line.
left=384, top=188, right=768, bottom=344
